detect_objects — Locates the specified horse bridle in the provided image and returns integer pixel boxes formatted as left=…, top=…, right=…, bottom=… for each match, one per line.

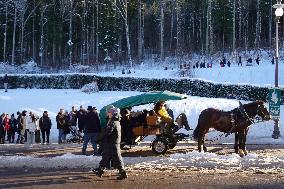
left=238, top=103, right=269, bottom=125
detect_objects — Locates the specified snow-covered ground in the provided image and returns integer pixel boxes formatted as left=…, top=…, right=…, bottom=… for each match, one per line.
left=0, top=57, right=284, bottom=170
left=1, top=89, right=283, bottom=144
left=1, top=58, right=283, bottom=87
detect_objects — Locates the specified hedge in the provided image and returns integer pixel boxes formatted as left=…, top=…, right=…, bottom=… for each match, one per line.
left=1, top=74, right=283, bottom=104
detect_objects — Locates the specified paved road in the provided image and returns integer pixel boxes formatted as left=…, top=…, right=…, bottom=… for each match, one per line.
left=1, top=168, right=284, bottom=189
left=1, top=143, right=284, bottom=189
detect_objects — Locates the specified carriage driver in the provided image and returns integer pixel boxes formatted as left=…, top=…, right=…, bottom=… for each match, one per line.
left=154, top=101, right=175, bottom=133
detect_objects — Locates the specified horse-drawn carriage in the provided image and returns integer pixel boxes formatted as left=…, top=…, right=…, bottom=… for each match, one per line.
left=99, top=91, right=191, bottom=154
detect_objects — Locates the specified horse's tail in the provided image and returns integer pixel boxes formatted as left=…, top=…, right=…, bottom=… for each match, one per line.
left=193, top=111, right=206, bottom=140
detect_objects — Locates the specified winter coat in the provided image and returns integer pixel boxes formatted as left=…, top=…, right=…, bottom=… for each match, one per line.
left=84, top=112, right=101, bottom=133
left=63, top=115, right=70, bottom=134
left=99, top=112, right=124, bottom=169
left=69, top=111, right=77, bottom=126
left=105, top=113, right=121, bottom=144
left=157, top=107, right=172, bottom=120
left=77, top=110, right=85, bottom=127
left=56, top=113, right=66, bottom=129
left=10, top=117, right=17, bottom=132
left=25, top=116, right=37, bottom=132
left=39, top=115, right=52, bottom=130
left=3, top=117, right=11, bottom=132
left=17, top=115, right=26, bottom=135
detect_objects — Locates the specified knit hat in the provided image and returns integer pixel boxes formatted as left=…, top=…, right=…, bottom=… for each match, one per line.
left=108, top=107, right=119, bottom=115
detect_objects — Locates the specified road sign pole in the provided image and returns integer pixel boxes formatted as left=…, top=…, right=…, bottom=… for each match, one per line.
left=273, top=119, right=281, bottom=139
left=268, top=88, right=281, bottom=139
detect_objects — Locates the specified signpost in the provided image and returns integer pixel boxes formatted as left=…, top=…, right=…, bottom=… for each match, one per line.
left=268, top=88, right=281, bottom=138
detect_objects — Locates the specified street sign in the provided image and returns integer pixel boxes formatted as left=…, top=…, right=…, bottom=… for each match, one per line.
left=268, top=88, right=281, bottom=118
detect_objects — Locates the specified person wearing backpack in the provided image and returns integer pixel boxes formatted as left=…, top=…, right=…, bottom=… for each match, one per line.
left=39, top=111, right=52, bottom=145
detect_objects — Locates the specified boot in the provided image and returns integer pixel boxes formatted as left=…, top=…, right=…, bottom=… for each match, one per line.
left=82, top=149, right=86, bottom=155
left=117, top=170, right=127, bottom=180
left=93, top=167, right=104, bottom=177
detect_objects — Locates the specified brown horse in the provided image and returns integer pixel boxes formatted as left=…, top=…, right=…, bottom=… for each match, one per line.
left=193, top=101, right=271, bottom=156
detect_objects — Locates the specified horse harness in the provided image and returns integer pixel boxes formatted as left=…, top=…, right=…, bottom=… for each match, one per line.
left=208, top=102, right=264, bottom=143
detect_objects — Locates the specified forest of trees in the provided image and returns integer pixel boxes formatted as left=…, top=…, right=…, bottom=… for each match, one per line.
left=0, top=0, right=281, bottom=68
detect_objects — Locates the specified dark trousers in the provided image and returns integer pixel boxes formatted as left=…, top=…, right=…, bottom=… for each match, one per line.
left=78, top=123, right=84, bottom=133
left=0, top=130, right=4, bottom=144
left=41, top=129, right=50, bottom=143
left=7, top=131, right=15, bottom=143
left=99, top=142, right=124, bottom=170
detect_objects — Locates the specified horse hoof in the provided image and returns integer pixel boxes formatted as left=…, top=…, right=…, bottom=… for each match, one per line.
left=238, top=149, right=245, bottom=157
left=243, top=149, right=248, bottom=156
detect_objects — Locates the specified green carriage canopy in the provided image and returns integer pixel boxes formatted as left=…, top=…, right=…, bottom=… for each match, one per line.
left=99, top=91, right=187, bottom=128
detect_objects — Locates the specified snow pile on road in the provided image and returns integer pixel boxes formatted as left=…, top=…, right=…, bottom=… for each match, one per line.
left=1, top=151, right=284, bottom=171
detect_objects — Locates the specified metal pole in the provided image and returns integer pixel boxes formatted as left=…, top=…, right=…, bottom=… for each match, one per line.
left=273, top=16, right=281, bottom=139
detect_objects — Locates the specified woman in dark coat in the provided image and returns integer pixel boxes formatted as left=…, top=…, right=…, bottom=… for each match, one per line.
left=93, top=107, right=127, bottom=180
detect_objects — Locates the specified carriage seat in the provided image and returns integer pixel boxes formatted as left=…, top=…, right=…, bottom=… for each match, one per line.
left=146, top=115, right=161, bottom=126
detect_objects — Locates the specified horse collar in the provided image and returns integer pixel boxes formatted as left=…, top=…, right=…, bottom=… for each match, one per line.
left=238, top=102, right=255, bottom=125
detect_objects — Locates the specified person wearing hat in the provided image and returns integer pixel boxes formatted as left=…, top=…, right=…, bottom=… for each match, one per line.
left=93, top=106, right=127, bottom=180
left=39, top=111, right=52, bottom=144
left=82, top=106, right=101, bottom=155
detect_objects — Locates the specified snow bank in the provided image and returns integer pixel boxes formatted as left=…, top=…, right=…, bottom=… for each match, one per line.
left=1, top=151, right=284, bottom=171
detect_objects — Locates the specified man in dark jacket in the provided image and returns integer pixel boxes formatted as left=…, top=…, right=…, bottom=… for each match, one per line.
left=93, top=107, right=127, bottom=180
left=82, top=106, right=100, bottom=155
left=39, top=111, right=52, bottom=144
left=77, top=105, right=85, bottom=133
left=56, top=109, right=66, bottom=144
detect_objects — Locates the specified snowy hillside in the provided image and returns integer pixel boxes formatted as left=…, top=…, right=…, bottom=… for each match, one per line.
left=1, top=58, right=283, bottom=87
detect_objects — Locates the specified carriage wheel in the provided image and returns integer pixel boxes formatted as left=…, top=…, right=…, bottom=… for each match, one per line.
left=152, top=138, right=168, bottom=154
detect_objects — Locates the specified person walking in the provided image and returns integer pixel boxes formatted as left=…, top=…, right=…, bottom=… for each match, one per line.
left=3, top=74, right=8, bottom=92
left=82, top=106, right=101, bottom=156
left=56, top=109, right=66, bottom=144
left=39, top=111, right=52, bottom=145
left=93, top=107, right=127, bottom=180
left=25, top=112, right=37, bottom=147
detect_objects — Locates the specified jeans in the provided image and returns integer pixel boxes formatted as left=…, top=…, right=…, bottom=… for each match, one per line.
left=82, top=133, right=98, bottom=153
left=58, top=129, right=66, bottom=144
left=27, top=132, right=35, bottom=146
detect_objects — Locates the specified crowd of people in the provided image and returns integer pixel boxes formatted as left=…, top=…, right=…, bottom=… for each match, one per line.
left=0, top=105, right=128, bottom=179
left=0, top=110, right=51, bottom=146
